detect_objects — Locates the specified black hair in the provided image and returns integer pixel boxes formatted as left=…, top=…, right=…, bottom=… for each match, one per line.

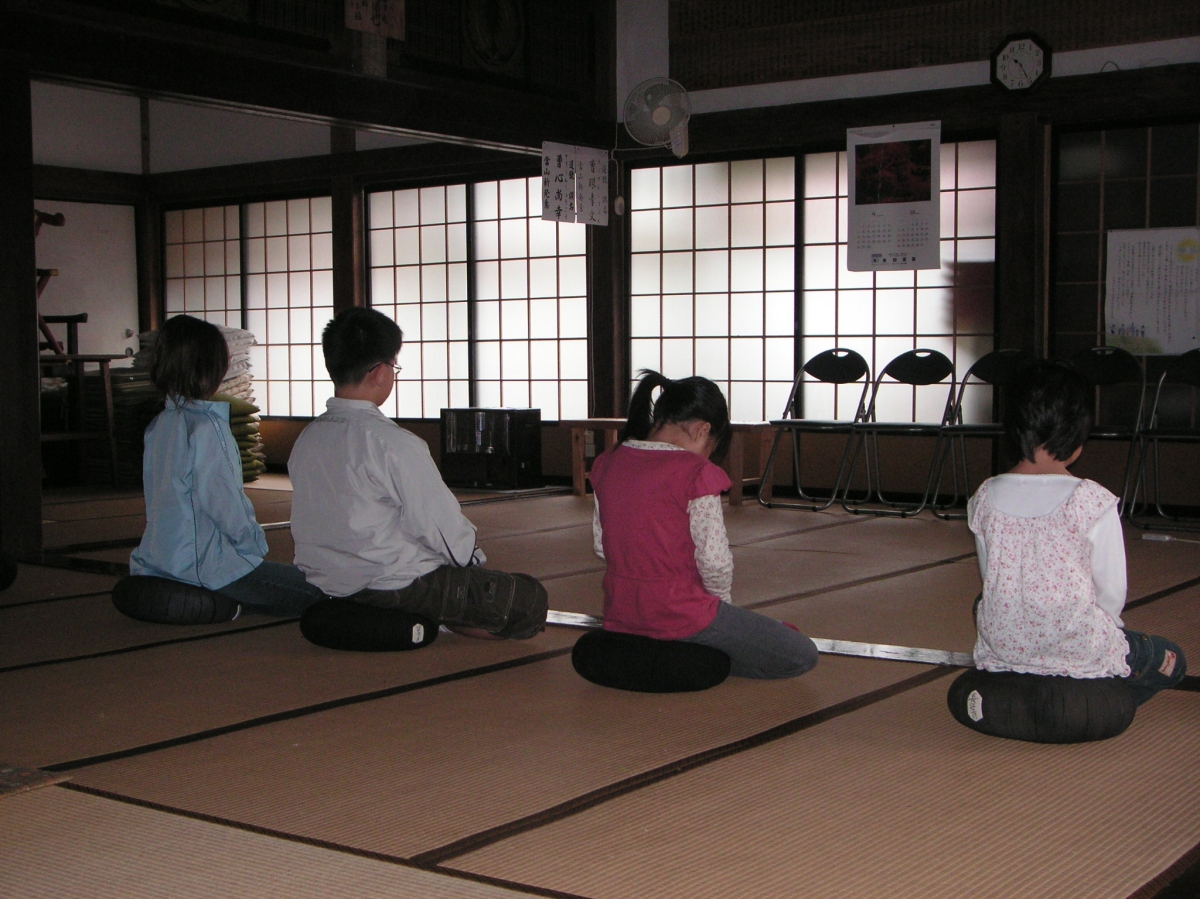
left=150, top=315, right=229, bottom=402
left=623, top=369, right=732, bottom=462
left=1003, top=359, right=1092, bottom=463
left=321, top=307, right=403, bottom=387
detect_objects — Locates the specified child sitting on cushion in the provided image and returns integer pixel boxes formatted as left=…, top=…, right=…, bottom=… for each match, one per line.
left=130, top=315, right=325, bottom=619
left=288, top=307, right=547, bottom=640
left=590, top=370, right=818, bottom=679
left=969, top=359, right=1186, bottom=704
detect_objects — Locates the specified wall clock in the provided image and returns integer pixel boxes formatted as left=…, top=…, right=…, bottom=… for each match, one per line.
left=991, top=33, right=1051, bottom=91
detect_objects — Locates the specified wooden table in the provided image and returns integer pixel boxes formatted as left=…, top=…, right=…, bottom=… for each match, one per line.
left=39, top=353, right=124, bottom=486
left=559, top=419, right=773, bottom=505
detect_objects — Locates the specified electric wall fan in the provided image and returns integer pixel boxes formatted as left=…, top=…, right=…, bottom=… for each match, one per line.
left=623, top=77, right=691, bottom=157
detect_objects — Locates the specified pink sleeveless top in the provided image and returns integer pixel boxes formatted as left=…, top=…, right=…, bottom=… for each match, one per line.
left=590, top=444, right=731, bottom=640
left=969, top=478, right=1130, bottom=678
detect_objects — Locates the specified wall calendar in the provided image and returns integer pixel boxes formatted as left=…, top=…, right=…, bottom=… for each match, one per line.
left=846, top=120, right=941, bottom=272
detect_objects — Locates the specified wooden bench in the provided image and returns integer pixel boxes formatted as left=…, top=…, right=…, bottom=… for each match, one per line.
left=558, top=419, right=772, bottom=505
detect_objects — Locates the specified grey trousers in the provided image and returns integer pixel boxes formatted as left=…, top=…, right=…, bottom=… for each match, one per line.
left=350, top=564, right=548, bottom=639
left=682, top=601, right=819, bottom=679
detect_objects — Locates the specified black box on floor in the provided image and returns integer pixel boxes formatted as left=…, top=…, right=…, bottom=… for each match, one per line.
left=439, top=408, right=542, bottom=490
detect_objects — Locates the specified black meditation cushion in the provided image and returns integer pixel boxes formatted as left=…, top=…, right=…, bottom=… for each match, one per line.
left=572, top=628, right=731, bottom=693
left=112, top=575, right=240, bottom=624
left=947, top=667, right=1137, bottom=744
left=300, top=599, right=438, bottom=652
left=0, top=549, right=16, bottom=592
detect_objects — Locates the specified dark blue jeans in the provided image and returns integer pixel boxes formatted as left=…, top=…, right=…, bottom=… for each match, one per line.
left=682, top=601, right=819, bottom=679
left=216, top=561, right=327, bottom=616
left=1122, top=628, right=1187, bottom=706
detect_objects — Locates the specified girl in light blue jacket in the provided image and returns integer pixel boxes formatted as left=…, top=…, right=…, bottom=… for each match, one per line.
left=128, top=315, right=324, bottom=621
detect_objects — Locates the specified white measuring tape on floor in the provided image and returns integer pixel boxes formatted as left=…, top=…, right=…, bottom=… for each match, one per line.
left=544, top=610, right=974, bottom=667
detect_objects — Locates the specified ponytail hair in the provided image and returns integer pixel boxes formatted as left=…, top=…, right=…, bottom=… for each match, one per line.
left=623, top=369, right=732, bottom=462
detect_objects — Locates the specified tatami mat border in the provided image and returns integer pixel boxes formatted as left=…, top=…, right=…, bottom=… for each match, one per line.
left=745, top=551, right=977, bottom=611
left=0, top=590, right=113, bottom=609
left=730, top=513, right=869, bottom=546
left=415, top=666, right=955, bottom=866
left=0, top=618, right=297, bottom=675
left=45, top=647, right=574, bottom=773
left=1126, top=574, right=1200, bottom=611
left=55, top=782, right=594, bottom=899
left=38, top=555, right=130, bottom=577
left=42, top=537, right=143, bottom=554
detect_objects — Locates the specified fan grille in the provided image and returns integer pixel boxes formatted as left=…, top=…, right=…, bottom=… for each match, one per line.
left=623, top=77, right=691, bottom=147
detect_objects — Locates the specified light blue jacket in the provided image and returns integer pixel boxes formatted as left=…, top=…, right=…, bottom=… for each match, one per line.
left=131, top=397, right=266, bottom=589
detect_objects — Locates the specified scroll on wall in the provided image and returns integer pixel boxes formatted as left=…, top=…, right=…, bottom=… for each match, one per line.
left=1105, top=228, right=1200, bottom=355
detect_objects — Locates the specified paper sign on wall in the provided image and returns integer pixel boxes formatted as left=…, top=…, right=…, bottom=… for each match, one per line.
left=574, top=147, right=610, bottom=226
left=345, top=0, right=405, bottom=41
left=1105, top=228, right=1200, bottom=355
left=846, top=120, right=941, bottom=271
left=541, top=142, right=608, bottom=226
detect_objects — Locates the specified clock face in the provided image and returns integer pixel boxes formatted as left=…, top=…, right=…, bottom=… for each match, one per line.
left=992, top=35, right=1050, bottom=90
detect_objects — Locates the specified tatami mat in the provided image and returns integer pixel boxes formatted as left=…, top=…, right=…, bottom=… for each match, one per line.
left=0, top=595, right=285, bottom=670
left=1125, top=530, right=1200, bottom=596
left=67, top=653, right=926, bottom=859
left=1125, top=587, right=1200, bottom=658
left=451, top=679, right=1200, bottom=899
left=0, top=787, right=542, bottom=899
left=0, top=564, right=119, bottom=608
left=5, top=491, right=1199, bottom=899
left=1, top=625, right=577, bottom=769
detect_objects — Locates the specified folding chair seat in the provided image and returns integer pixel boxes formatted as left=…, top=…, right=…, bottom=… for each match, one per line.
left=842, top=348, right=956, bottom=517
left=757, top=348, right=870, bottom=511
left=932, top=348, right=1035, bottom=520
left=1126, top=347, right=1200, bottom=530
left=1069, top=346, right=1147, bottom=513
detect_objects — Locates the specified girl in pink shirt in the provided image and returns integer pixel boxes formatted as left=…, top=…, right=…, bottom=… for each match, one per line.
left=590, top=371, right=818, bottom=679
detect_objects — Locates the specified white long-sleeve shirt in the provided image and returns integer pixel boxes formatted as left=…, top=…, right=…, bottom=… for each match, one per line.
left=289, top=398, right=484, bottom=596
left=592, top=439, right=734, bottom=603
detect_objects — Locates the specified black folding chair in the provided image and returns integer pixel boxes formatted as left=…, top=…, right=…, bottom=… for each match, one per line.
left=932, top=348, right=1035, bottom=520
left=1069, top=345, right=1147, bottom=514
left=1126, top=348, right=1200, bottom=530
left=757, top=348, right=871, bottom=511
left=842, top=348, right=956, bottom=517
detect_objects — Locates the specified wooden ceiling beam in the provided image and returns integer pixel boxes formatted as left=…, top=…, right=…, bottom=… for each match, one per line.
left=4, top=6, right=611, bottom=155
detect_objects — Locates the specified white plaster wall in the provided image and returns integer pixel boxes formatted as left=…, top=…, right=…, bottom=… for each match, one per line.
left=689, top=36, right=1200, bottom=113
left=615, top=0, right=669, bottom=119
left=31, top=82, right=142, bottom=174
left=355, top=129, right=426, bottom=151
left=34, top=201, right=140, bottom=360
left=148, top=100, right=331, bottom=172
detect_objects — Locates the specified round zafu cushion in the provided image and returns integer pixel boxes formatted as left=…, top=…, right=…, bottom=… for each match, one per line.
left=0, top=550, right=17, bottom=592
left=947, top=668, right=1137, bottom=744
left=299, top=599, right=438, bottom=652
left=571, top=628, right=731, bottom=693
left=112, top=575, right=240, bottom=624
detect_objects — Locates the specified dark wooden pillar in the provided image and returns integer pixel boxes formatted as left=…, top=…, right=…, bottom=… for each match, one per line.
left=995, top=112, right=1051, bottom=356
left=0, top=53, right=43, bottom=560
left=331, top=127, right=363, bottom=314
left=331, top=176, right=364, bottom=313
left=587, top=162, right=628, bottom=418
left=135, top=194, right=163, bottom=333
